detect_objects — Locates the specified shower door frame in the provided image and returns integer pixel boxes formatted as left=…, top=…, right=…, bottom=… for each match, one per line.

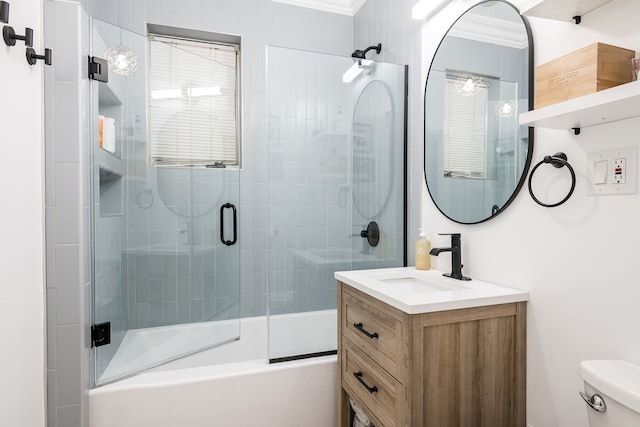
left=266, top=46, right=408, bottom=363
left=89, top=18, right=242, bottom=386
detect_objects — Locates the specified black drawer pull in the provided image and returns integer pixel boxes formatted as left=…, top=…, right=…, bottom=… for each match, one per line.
left=353, top=371, right=378, bottom=394
left=353, top=322, right=379, bottom=339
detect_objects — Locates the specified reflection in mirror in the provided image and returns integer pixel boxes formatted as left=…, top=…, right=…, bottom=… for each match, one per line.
left=352, top=80, right=395, bottom=219
left=156, top=167, right=226, bottom=217
left=424, top=0, right=533, bottom=224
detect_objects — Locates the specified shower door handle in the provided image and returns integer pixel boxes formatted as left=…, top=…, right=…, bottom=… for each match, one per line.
left=220, top=203, right=237, bottom=246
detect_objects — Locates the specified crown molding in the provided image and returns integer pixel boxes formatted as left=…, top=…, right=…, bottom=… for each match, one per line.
left=448, top=14, right=528, bottom=49
left=270, top=0, right=366, bottom=16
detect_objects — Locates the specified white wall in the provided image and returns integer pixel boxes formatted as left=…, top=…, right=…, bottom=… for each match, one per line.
left=417, top=1, right=640, bottom=426
left=4, top=0, right=637, bottom=426
left=0, top=0, right=46, bottom=425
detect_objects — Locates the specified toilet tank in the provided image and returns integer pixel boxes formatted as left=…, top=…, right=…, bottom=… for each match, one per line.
left=579, top=360, right=640, bottom=427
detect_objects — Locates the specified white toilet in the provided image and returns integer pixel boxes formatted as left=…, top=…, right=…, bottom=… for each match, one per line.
left=579, top=360, right=640, bottom=426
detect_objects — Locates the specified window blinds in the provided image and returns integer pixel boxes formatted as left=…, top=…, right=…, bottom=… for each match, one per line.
left=148, top=35, right=240, bottom=168
left=443, top=77, right=487, bottom=178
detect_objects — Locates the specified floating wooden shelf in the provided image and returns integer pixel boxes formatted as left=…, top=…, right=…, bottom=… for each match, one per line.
left=519, top=81, right=640, bottom=131
left=520, top=0, right=613, bottom=22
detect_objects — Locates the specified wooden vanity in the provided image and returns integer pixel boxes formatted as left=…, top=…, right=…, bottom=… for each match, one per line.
left=336, top=269, right=527, bottom=427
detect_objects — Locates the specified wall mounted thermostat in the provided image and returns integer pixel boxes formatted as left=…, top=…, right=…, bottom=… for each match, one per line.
left=587, top=146, right=637, bottom=196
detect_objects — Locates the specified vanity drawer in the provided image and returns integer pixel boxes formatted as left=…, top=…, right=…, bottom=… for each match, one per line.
left=342, top=339, right=404, bottom=427
left=342, top=289, right=405, bottom=379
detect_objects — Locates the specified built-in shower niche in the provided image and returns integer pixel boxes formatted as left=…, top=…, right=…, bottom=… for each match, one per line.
left=97, top=137, right=124, bottom=218
left=99, top=169, right=122, bottom=217
left=96, top=70, right=125, bottom=218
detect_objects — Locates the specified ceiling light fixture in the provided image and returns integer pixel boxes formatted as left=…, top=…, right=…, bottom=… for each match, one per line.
left=454, top=75, right=488, bottom=96
left=496, top=101, right=517, bottom=117
left=105, top=44, right=139, bottom=76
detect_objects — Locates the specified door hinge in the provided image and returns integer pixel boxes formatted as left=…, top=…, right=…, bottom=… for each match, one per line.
left=88, top=56, right=108, bottom=82
left=91, top=322, right=111, bottom=348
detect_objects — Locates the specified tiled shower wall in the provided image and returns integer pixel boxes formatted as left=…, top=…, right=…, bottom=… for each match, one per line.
left=46, top=1, right=353, bottom=426
left=354, top=0, right=422, bottom=254
left=267, top=47, right=407, bottom=315
left=84, top=0, right=354, bottom=320
left=44, top=1, right=92, bottom=426
left=267, top=47, right=354, bottom=314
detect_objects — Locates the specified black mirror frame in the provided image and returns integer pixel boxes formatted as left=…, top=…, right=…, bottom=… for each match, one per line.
left=423, top=0, right=535, bottom=225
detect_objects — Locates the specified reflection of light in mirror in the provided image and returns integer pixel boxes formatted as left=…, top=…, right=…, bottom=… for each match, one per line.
left=104, top=45, right=139, bottom=76
left=342, top=59, right=373, bottom=83
left=496, top=101, right=517, bottom=117
left=455, top=76, right=488, bottom=96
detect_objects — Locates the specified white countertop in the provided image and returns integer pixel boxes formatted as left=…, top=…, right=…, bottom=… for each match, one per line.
left=335, top=267, right=529, bottom=314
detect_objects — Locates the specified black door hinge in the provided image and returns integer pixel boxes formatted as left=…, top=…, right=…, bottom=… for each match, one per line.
left=91, top=322, right=111, bottom=348
left=88, top=56, right=108, bottom=82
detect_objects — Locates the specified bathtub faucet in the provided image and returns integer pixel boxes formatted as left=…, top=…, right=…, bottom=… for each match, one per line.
left=430, top=233, right=470, bottom=281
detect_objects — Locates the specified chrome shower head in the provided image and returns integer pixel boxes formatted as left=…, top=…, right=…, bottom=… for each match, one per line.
left=351, top=43, right=381, bottom=61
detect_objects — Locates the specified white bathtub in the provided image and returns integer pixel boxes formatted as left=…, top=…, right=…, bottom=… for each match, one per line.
left=90, top=311, right=338, bottom=427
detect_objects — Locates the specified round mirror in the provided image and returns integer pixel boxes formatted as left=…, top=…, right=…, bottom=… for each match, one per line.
left=424, top=0, right=533, bottom=224
left=352, top=80, right=395, bottom=219
left=156, top=167, right=226, bottom=218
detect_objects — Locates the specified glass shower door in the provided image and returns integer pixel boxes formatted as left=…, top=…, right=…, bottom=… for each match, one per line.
left=266, top=46, right=406, bottom=361
left=350, top=61, right=407, bottom=272
left=91, top=19, right=240, bottom=386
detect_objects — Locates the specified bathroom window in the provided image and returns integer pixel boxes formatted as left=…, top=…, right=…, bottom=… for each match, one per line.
left=443, top=73, right=488, bottom=179
left=148, top=31, right=241, bottom=168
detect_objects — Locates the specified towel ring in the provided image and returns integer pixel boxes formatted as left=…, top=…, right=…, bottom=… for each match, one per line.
left=528, top=152, right=576, bottom=208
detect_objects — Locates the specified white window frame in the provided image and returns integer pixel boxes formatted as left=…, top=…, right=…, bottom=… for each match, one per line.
left=148, top=33, right=241, bottom=168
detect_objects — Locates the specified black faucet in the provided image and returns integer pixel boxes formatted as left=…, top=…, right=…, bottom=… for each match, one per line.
left=429, top=233, right=471, bottom=281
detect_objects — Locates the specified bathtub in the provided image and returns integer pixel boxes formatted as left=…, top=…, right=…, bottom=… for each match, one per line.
left=90, top=311, right=338, bottom=427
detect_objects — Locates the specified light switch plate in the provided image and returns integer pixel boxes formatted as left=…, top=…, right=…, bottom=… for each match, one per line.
left=593, top=160, right=607, bottom=184
left=587, top=146, right=637, bottom=196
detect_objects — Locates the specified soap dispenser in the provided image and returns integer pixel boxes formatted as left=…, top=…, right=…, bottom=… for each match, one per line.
left=415, top=229, right=431, bottom=270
